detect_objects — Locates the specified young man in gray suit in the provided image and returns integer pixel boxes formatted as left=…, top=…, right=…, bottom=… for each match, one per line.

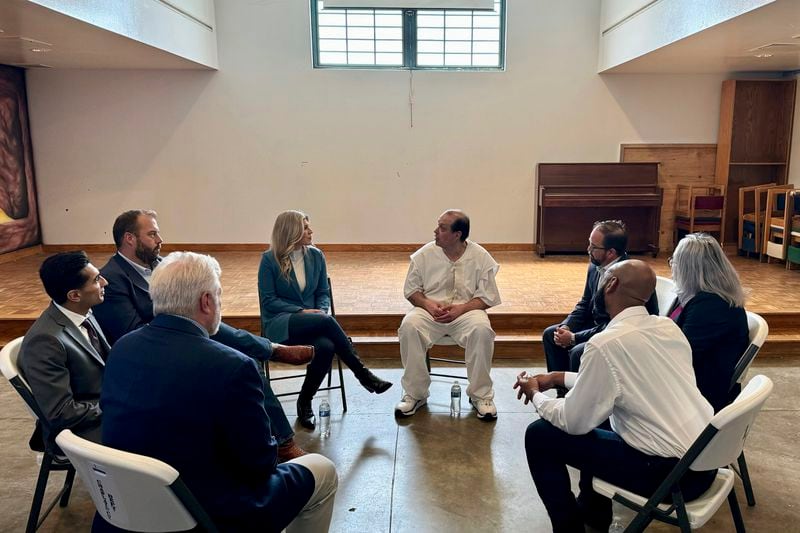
left=19, top=251, right=110, bottom=446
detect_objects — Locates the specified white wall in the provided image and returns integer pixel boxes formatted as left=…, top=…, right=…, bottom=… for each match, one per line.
left=26, top=0, right=727, bottom=245
left=598, top=0, right=774, bottom=72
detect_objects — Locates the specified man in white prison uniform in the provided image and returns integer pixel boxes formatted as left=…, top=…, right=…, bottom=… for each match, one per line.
left=395, top=210, right=501, bottom=420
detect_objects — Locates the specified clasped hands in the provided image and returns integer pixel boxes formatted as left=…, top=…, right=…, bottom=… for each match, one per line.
left=553, top=325, right=575, bottom=348
left=425, top=300, right=465, bottom=323
left=513, top=371, right=556, bottom=404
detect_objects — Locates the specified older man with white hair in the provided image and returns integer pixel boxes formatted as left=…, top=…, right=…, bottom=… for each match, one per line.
left=99, top=252, right=337, bottom=532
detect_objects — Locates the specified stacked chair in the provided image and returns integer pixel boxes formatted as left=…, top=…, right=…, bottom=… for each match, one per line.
left=737, top=183, right=776, bottom=258
left=674, top=185, right=727, bottom=247
left=762, top=186, right=798, bottom=264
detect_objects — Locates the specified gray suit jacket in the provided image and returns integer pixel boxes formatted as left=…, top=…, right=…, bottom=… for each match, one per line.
left=18, top=303, right=108, bottom=445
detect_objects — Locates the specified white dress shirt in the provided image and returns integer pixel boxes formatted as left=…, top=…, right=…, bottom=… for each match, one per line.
left=403, top=240, right=501, bottom=307
left=290, top=249, right=306, bottom=292
left=117, top=251, right=153, bottom=282
left=533, top=306, right=713, bottom=458
left=54, top=302, right=93, bottom=344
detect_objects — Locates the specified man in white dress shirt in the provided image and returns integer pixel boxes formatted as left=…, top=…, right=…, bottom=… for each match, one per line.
left=514, top=260, right=715, bottom=532
left=396, top=210, right=501, bottom=419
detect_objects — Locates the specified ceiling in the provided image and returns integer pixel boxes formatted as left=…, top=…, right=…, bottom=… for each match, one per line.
left=604, top=0, right=800, bottom=74
left=0, top=0, right=209, bottom=69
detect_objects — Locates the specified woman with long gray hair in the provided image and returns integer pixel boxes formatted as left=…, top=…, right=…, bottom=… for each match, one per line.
left=258, top=210, right=392, bottom=430
left=669, top=233, right=749, bottom=412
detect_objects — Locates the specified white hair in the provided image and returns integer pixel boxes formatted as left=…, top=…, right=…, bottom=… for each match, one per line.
left=671, top=233, right=746, bottom=308
left=151, top=252, right=222, bottom=318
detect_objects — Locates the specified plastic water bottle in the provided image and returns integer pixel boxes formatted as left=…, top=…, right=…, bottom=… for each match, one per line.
left=450, top=380, right=461, bottom=417
left=319, top=399, right=331, bottom=438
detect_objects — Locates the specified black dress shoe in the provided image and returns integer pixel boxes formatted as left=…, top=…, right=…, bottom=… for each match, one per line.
left=297, top=397, right=316, bottom=430
left=358, top=370, right=393, bottom=394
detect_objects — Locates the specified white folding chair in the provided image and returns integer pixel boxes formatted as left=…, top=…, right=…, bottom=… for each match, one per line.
left=727, top=311, right=769, bottom=507
left=1, top=337, right=77, bottom=533
left=593, top=375, right=773, bottom=533
left=56, top=429, right=218, bottom=533
left=655, top=276, right=677, bottom=317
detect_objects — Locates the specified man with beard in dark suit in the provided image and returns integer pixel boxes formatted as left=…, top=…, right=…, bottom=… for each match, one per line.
left=542, top=220, right=658, bottom=378
left=93, top=209, right=313, bottom=462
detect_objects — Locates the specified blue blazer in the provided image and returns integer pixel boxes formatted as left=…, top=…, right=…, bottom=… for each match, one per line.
left=673, top=291, right=749, bottom=412
left=258, top=247, right=331, bottom=343
left=94, top=253, right=273, bottom=360
left=100, top=314, right=314, bottom=531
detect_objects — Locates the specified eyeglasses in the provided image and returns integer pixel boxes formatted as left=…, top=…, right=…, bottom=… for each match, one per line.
left=588, top=242, right=607, bottom=252
left=668, top=256, right=673, bottom=267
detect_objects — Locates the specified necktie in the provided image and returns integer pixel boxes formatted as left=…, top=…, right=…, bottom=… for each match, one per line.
left=81, top=318, right=107, bottom=360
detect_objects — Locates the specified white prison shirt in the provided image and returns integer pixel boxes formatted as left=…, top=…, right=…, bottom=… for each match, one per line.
left=533, top=306, right=713, bottom=458
left=403, top=240, right=501, bottom=307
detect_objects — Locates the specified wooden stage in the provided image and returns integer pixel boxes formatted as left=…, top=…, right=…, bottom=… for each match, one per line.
left=1, top=249, right=799, bottom=359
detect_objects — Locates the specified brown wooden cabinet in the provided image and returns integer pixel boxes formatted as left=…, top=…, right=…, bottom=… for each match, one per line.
left=715, top=79, right=797, bottom=243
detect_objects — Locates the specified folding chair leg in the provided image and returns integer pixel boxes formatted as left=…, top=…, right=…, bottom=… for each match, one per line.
left=27, top=454, right=53, bottom=533
left=728, top=487, right=746, bottom=533
left=673, top=491, right=691, bottom=533
left=624, top=508, right=655, bottom=533
left=59, top=467, right=76, bottom=507
left=336, top=356, right=347, bottom=413
left=738, top=451, right=756, bottom=506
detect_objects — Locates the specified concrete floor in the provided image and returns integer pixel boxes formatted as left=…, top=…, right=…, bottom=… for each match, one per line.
left=1, top=361, right=798, bottom=532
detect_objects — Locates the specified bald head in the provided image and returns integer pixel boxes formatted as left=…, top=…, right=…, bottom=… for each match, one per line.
left=602, top=259, right=656, bottom=317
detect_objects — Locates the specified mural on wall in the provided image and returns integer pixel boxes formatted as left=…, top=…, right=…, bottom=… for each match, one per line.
left=0, top=64, right=40, bottom=254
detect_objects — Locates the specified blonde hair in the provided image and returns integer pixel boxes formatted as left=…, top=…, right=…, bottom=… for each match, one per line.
left=271, top=210, right=308, bottom=279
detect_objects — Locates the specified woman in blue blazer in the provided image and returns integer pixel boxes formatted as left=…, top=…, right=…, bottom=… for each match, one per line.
left=258, top=210, right=392, bottom=429
left=669, top=233, right=749, bottom=412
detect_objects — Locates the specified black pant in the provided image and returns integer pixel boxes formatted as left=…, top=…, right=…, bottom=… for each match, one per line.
left=542, top=324, right=587, bottom=373
left=525, top=419, right=716, bottom=533
left=286, top=312, right=366, bottom=396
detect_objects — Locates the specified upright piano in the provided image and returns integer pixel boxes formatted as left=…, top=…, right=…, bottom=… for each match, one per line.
left=536, top=163, right=662, bottom=257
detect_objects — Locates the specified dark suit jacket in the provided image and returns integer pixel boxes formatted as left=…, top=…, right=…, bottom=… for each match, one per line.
left=563, top=256, right=659, bottom=345
left=18, top=303, right=108, bottom=445
left=100, top=314, right=314, bottom=531
left=258, top=247, right=331, bottom=343
left=673, top=291, right=749, bottom=412
left=94, top=253, right=272, bottom=359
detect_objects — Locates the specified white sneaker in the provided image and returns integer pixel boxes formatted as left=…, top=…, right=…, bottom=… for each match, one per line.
left=395, top=394, right=426, bottom=417
left=470, top=397, right=497, bottom=420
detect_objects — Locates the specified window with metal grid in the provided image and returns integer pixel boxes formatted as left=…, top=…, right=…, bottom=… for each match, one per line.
left=311, top=0, right=505, bottom=70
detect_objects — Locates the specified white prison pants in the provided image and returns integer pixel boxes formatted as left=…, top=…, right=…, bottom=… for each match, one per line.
left=285, top=454, right=338, bottom=533
left=398, top=307, right=495, bottom=401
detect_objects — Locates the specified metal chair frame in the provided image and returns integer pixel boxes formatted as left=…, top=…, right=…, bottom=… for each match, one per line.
left=267, top=277, right=347, bottom=412
left=0, top=337, right=77, bottom=533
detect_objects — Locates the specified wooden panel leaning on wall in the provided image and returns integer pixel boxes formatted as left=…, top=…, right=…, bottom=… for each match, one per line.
left=620, top=144, right=717, bottom=253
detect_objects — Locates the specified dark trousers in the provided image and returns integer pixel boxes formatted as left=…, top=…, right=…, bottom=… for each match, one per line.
left=212, top=321, right=293, bottom=444
left=525, top=419, right=716, bottom=533
left=286, top=313, right=367, bottom=397
left=542, top=324, right=587, bottom=373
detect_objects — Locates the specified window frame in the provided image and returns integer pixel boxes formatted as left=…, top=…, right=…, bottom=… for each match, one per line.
left=310, top=0, right=506, bottom=71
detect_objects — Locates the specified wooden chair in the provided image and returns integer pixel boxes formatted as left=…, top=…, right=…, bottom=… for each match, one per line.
left=761, top=187, right=796, bottom=264
left=785, top=190, right=800, bottom=270
left=267, top=278, right=347, bottom=412
left=673, top=185, right=726, bottom=247
left=738, top=183, right=776, bottom=258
